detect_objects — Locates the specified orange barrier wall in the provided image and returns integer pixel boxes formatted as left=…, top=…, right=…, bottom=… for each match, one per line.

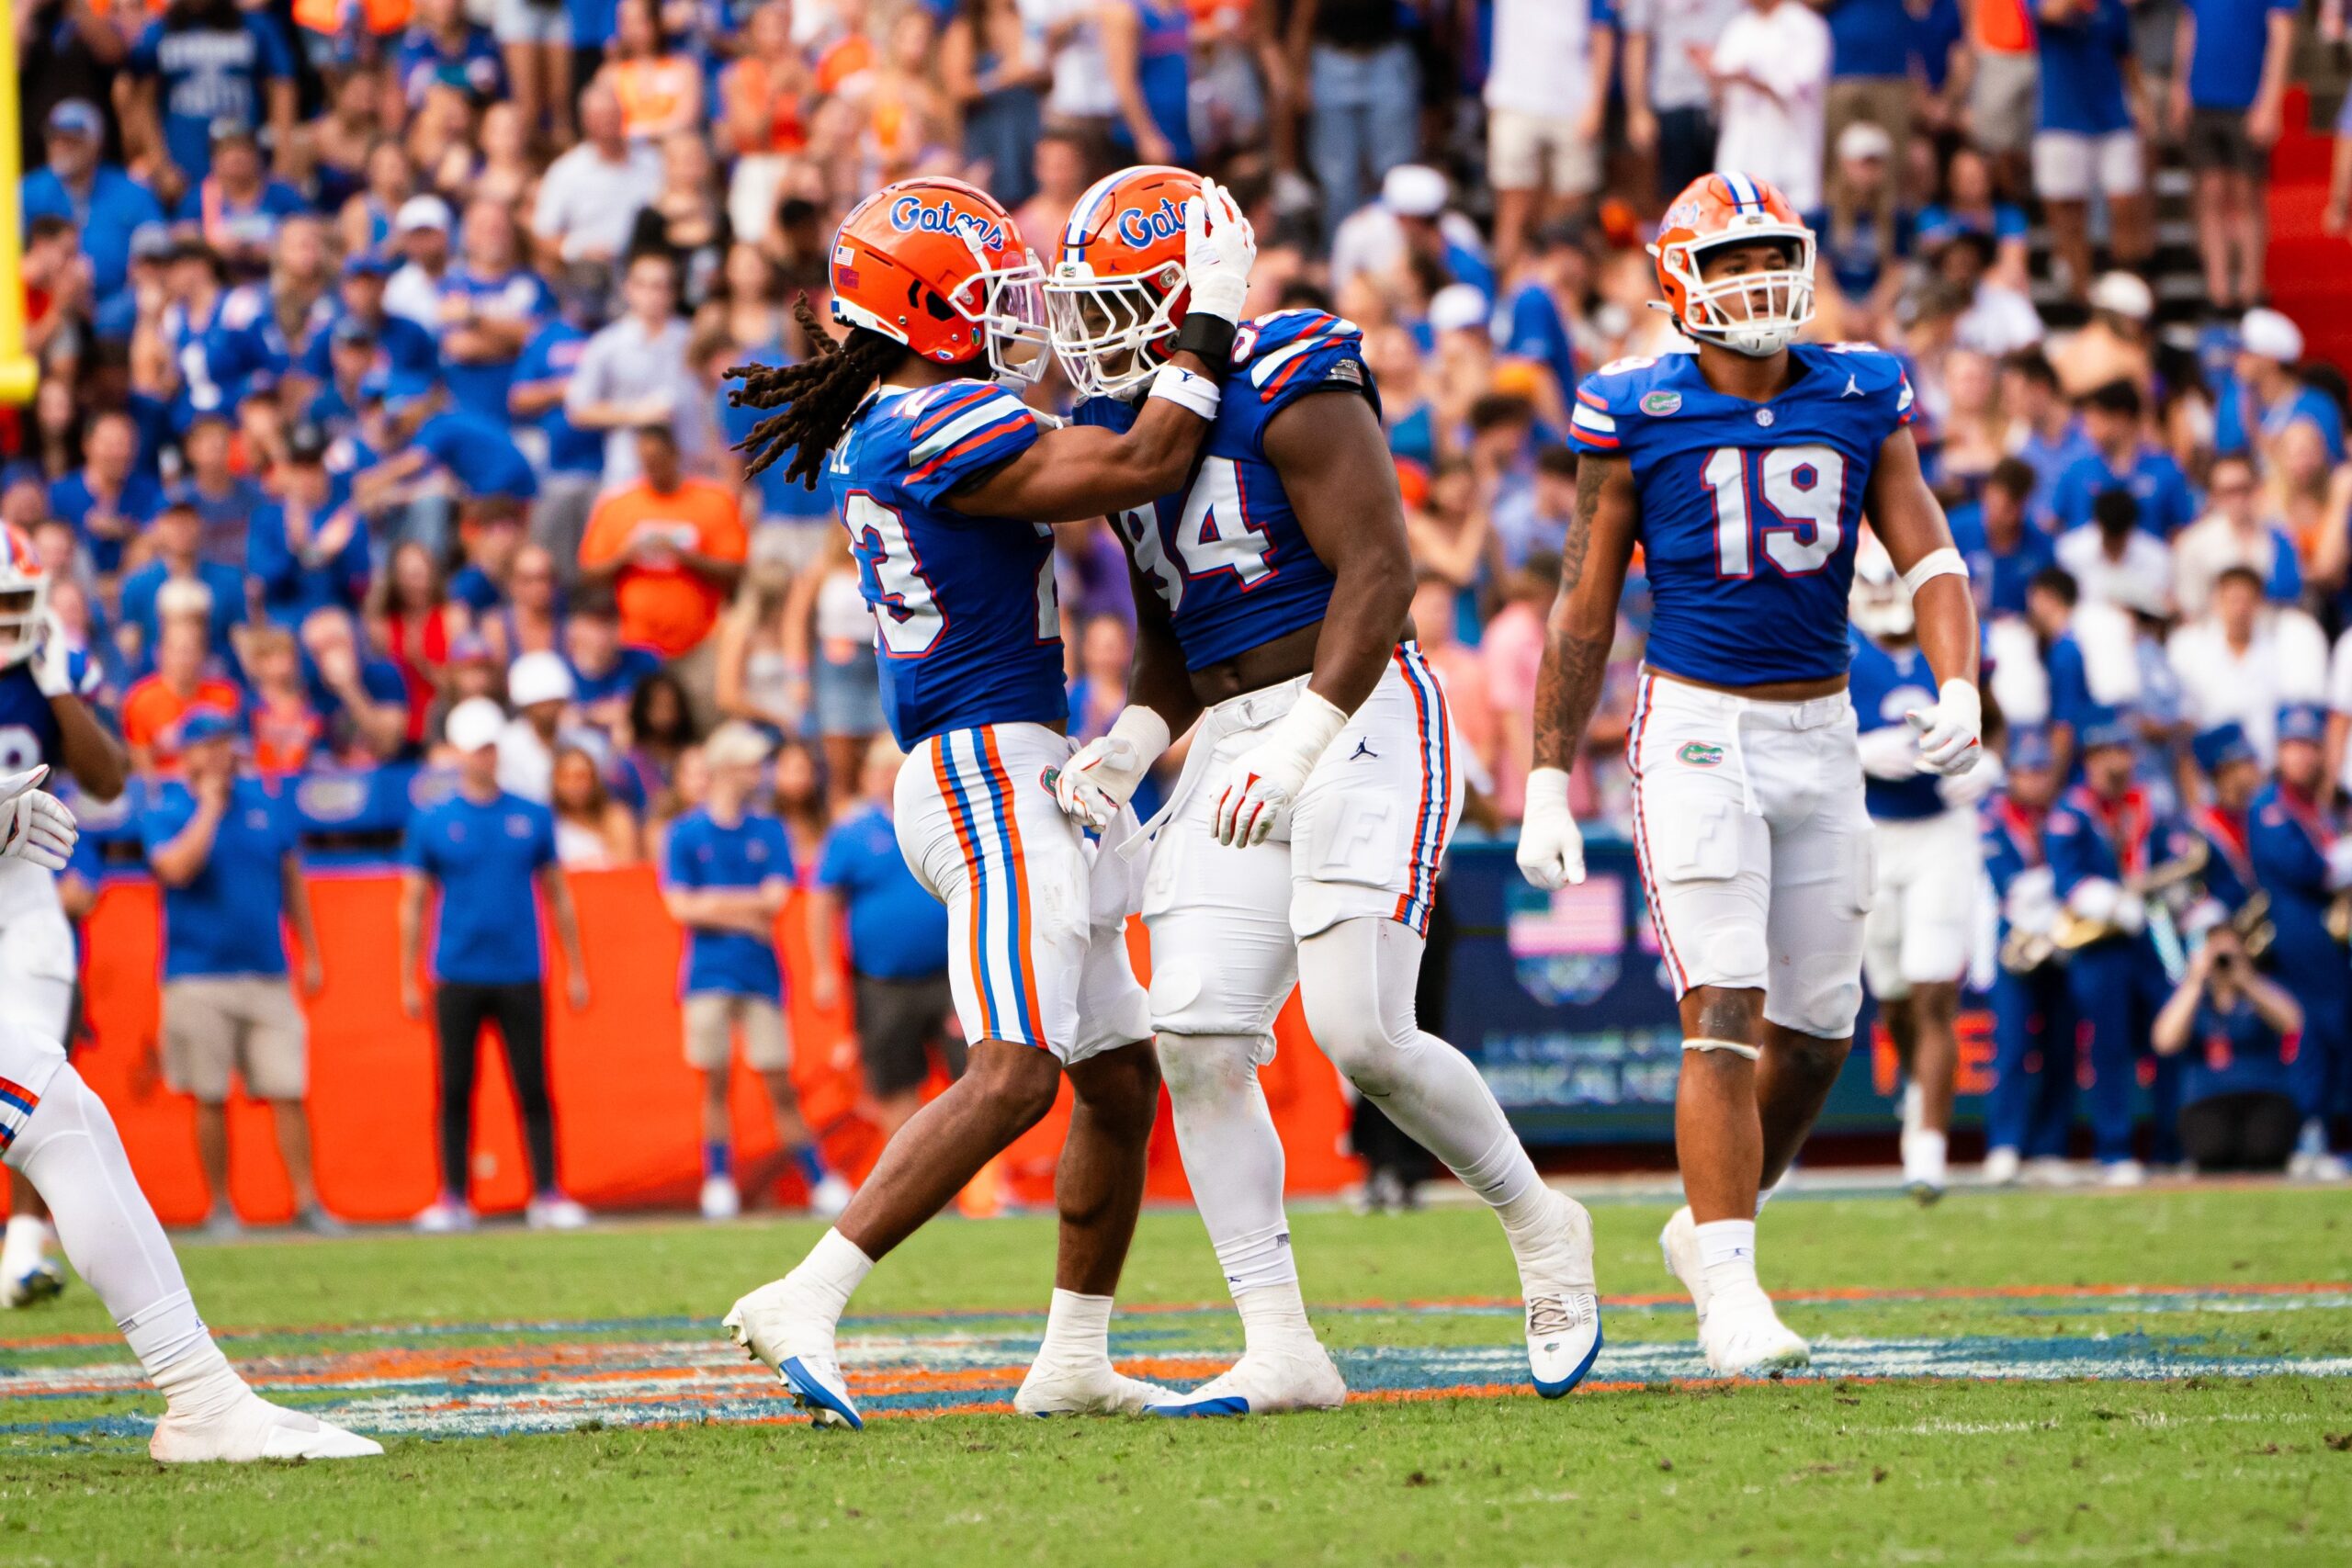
left=75, top=871, right=1363, bottom=1225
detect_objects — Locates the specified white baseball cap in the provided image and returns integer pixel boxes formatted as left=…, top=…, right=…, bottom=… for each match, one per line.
left=2086, top=271, right=2154, bottom=323
left=704, top=721, right=774, bottom=769
left=1428, top=283, right=1491, bottom=335
left=394, top=195, right=453, bottom=234
left=1382, top=164, right=1449, bottom=219
left=1836, top=121, right=1894, bottom=163
left=2238, top=307, right=2304, bottom=364
left=507, top=650, right=576, bottom=709
left=445, top=697, right=506, bottom=753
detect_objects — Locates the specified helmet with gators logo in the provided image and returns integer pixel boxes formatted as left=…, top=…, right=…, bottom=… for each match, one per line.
left=0, top=527, right=49, bottom=671
left=1044, top=164, right=1201, bottom=399
left=1650, top=172, right=1816, bottom=358
left=828, top=176, right=1051, bottom=383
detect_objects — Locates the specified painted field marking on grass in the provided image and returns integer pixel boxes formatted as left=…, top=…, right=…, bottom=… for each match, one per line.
left=4, top=1291, right=2350, bottom=1449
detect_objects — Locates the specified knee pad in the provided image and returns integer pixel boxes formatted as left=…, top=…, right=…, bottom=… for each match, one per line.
left=1145, top=951, right=1287, bottom=1040
left=3, top=1060, right=94, bottom=1173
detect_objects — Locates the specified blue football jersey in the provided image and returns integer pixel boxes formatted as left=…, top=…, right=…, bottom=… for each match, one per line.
left=1076, top=310, right=1376, bottom=669
left=820, top=380, right=1066, bottom=748
left=1570, top=344, right=1915, bottom=686
left=162, top=283, right=287, bottom=432
left=1848, top=628, right=1946, bottom=821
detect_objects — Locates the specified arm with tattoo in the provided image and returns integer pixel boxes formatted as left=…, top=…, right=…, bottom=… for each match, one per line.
left=1532, top=454, right=1640, bottom=771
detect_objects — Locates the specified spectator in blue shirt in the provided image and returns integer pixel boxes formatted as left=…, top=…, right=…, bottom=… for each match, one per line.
left=398, top=0, right=511, bottom=110
left=564, top=592, right=662, bottom=734
left=48, top=410, right=164, bottom=581
left=2033, top=0, right=2151, bottom=298
left=1946, top=457, right=2055, bottom=621
left=2173, top=0, right=2298, bottom=313
left=155, top=240, right=287, bottom=434
left=662, top=722, right=850, bottom=1221
left=351, top=378, right=538, bottom=559
left=172, top=412, right=270, bottom=568
left=2152, top=922, right=2303, bottom=1171
left=138, top=711, right=332, bottom=1235
left=512, top=263, right=612, bottom=584
left=300, top=256, right=442, bottom=387
left=2051, top=379, right=2198, bottom=539
left=1915, top=147, right=2030, bottom=290
left=297, top=607, right=411, bottom=763
left=2213, top=308, right=2346, bottom=465
left=119, top=502, right=250, bottom=670
left=1496, top=223, right=1584, bottom=434
left=399, top=697, right=593, bottom=1232
left=126, top=0, right=298, bottom=196
left=172, top=121, right=311, bottom=276
left=20, top=99, right=166, bottom=316
left=435, top=200, right=552, bottom=423
left=810, top=736, right=960, bottom=1137
left=1809, top=121, right=1915, bottom=332
left=2027, top=567, right=2096, bottom=777
left=249, top=423, right=371, bottom=629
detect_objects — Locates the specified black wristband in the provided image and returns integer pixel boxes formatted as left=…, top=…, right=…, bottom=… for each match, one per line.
left=1170, top=311, right=1237, bottom=379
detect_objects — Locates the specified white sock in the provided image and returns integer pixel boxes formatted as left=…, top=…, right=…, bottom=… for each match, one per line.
left=786, top=1227, right=874, bottom=1332
left=1036, top=1288, right=1113, bottom=1365
left=1905, top=1129, right=1949, bottom=1185
left=1159, top=1032, right=1300, bottom=1296
left=5, top=1064, right=252, bottom=1417
left=1, top=1212, right=46, bottom=1277
left=1235, top=1283, right=1317, bottom=1355
left=1695, top=1218, right=1759, bottom=1295
left=1297, top=920, right=1545, bottom=1231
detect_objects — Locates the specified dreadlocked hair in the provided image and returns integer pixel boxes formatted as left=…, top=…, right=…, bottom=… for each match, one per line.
left=725, top=294, right=909, bottom=488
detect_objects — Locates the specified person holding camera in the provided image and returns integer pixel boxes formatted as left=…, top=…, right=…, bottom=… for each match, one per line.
left=2152, top=924, right=2304, bottom=1174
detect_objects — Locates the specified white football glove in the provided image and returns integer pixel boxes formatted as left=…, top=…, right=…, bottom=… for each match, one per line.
left=1182, top=176, right=1258, bottom=327
left=28, top=613, right=77, bottom=700
left=1211, top=691, right=1349, bottom=848
left=1053, top=707, right=1171, bottom=831
left=1516, top=766, right=1586, bottom=889
left=1905, top=678, right=1984, bottom=776
left=0, top=766, right=77, bottom=873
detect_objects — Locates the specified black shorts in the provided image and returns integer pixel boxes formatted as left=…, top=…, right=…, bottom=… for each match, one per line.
left=2178, top=1090, right=2298, bottom=1172
left=853, top=972, right=964, bottom=1099
left=2186, top=107, right=2269, bottom=178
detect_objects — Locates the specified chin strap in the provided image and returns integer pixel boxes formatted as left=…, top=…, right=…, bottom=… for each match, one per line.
left=1683, top=1037, right=1761, bottom=1061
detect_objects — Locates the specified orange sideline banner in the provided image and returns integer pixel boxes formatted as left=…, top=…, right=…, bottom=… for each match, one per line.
left=76, top=871, right=1363, bottom=1225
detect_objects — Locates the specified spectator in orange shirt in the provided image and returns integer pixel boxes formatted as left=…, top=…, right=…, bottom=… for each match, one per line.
left=123, top=617, right=244, bottom=776
left=597, top=0, right=702, bottom=142
left=579, top=423, right=747, bottom=716
left=238, top=624, right=325, bottom=779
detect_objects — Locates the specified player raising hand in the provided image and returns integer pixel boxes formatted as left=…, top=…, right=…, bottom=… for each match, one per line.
left=1520, top=173, right=1983, bottom=1375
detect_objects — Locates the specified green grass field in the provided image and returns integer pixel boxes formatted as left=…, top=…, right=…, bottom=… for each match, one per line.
left=3, top=1184, right=2348, bottom=1565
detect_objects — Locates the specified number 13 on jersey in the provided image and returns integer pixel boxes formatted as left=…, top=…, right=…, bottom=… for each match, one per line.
left=1702, top=443, right=1845, bottom=578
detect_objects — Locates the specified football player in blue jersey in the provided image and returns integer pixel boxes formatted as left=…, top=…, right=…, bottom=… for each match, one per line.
left=1041, top=164, right=1602, bottom=1416
left=1521, top=173, right=1984, bottom=1375
left=1849, top=538, right=2002, bottom=1204
left=720, top=175, right=1260, bottom=1429
left=0, top=529, right=130, bottom=1311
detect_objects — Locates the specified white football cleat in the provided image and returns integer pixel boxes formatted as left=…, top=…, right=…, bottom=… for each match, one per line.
left=1699, top=1282, right=1811, bottom=1377
left=1, top=1258, right=63, bottom=1309
left=1658, top=1205, right=1712, bottom=1333
left=2098, top=1159, right=2146, bottom=1189
left=413, top=1198, right=474, bottom=1234
left=2023, top=1156, right=2077, bottom=1188
left=1511, top=1189, right=1604, bottom=1398
left=1012, top=1357, right=1173, bottom=1416
left=151, top=1393, right=383, bottom=1464
left=699, top=1176, right=741, bottom=1221
left=725, top=1279, right=863, bottom=1429
left=808, top=1172, right=854, bottom=1219
left=526, top=1193, right=592, bottom=1230
left=1144, top=1341, right=1347, bottom=1417
left=2307, top=1153, right=2350, bottom=1183
left=1982, top=1146, right=2021, bottom=1187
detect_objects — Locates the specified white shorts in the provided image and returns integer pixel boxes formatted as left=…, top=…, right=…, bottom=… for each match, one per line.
left=492, top=0, right=571, bottom=45
left=1488, top=107, right=1601, bottom=197
left=1136, top=647, right=1464, bottom=1041
left=895, top=723, right=1148, bottom=1066
left=0, top=863, right=75, bottom=1045
left=2030, top=130, right=2144, bottom=201
left=1861, top=807, right=1980, bottom=1000
left=1627, top=671, right=1872, bottom=1040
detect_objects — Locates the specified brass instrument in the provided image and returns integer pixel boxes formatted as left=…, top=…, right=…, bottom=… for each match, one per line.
left=2233, top=891, right=2277, bottom=960
left=2329, top=890, right=2351, bottom=945
left=2046, top=838, right=2210, bottom=953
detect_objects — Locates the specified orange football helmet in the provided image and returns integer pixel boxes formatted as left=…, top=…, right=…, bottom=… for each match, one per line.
left=0, top=526, right=48, bottom=671
left=1650, top=172, right=1816, bottom=357
left=828, top=176, right=1051, bottom=382
left=1044, top=164, right=1200, bottom=399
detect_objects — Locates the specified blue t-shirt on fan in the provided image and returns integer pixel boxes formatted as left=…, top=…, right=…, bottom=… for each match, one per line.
left=2185, top=0, right=2298, bottom=111
left=817, top=805, right=950, bottom=982
left=2037, top=0, right=2135, bottom=135
left=663, top=807, right=795, bottom=1000
left=1828, top=0, right=1917, bottom=78
left=401, top=789, right=557, bottom=986
left=138, top=777, right=298, bottom=981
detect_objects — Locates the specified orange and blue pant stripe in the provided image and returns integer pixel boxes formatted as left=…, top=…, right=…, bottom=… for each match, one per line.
left=931, top=728, right=1048, bottom=1050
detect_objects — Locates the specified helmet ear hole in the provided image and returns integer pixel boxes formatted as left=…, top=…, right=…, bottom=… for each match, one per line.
left=921, top=288, right=956, bottom=322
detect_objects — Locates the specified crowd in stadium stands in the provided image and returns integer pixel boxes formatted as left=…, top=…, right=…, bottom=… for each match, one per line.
left=12, top=0, right=2352, bottom=1210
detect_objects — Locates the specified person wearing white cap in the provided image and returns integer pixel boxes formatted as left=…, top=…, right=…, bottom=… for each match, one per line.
left=384, top=195, right=456, bottom=330
left=496, top=649, right=593, bottom=803
left=2049, top=271, right=2154, bottom=400
left=1703, top=0, right=1833, bottom=211
left=1329, top=165, right=1495, bottom=306
left=2030, top=0, right=2150, bottom=300
left=2215, top=308, right=2347, bottom=467
left=399, top=695, right=594, bottom=1234
left=1813, top=121, right=1908, bottom=335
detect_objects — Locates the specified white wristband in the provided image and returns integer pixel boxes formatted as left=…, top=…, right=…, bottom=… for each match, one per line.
left=1902, top=547, right=1969, bottom=596
left=1148, top=363, right=1222, bottom=422
left=1106, top=704, right=1173, bottom=770
left=1524, top=765, right=1573, bottom=818
left=1273, top=690, right=1351, bottom=769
